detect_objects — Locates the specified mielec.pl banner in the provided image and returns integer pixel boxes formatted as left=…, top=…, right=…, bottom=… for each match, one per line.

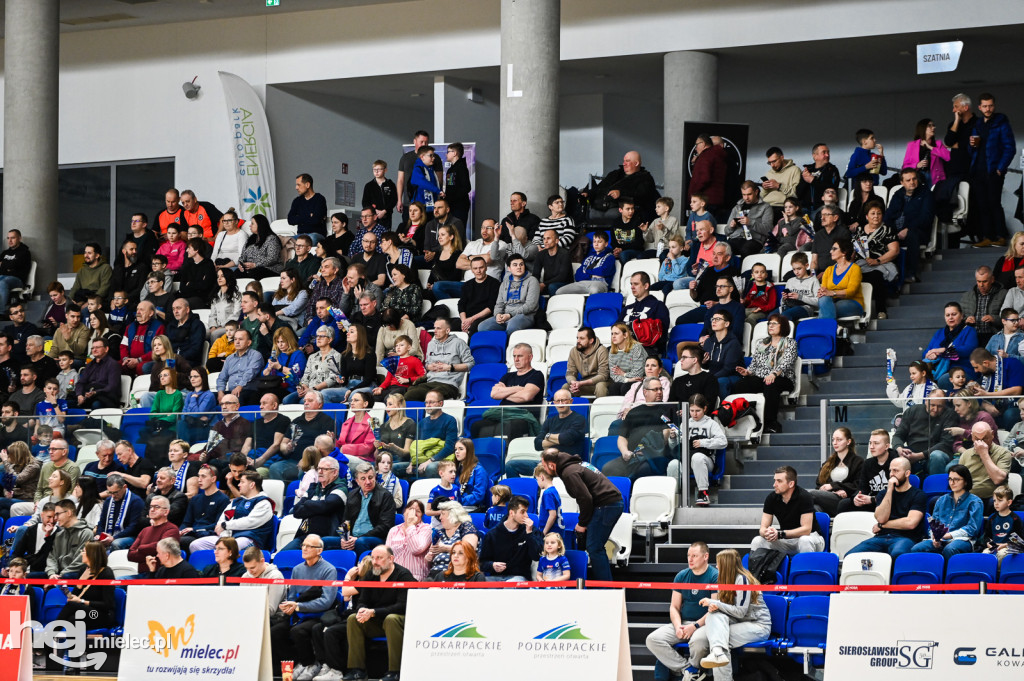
left=118, top=585, right=272, bottom=681
left=219, top=71, right=277, bottom=221
left=825, top=593, right=1021, bottom=679
left=403, top=589, right=631, bottom=680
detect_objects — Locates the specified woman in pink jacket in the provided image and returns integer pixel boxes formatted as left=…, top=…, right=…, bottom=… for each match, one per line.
left=335, top=391, right=376, bottom=462
left=385, top=500, right=432, bottom=580
left=902, top=118, right=950, bottom=186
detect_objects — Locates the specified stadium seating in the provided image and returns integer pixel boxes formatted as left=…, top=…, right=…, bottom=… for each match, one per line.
left=408, top=478, right=441, bottom=507
left=507, top=329, right=547, bottom=363
left=565, top=549, right=588, bottom=580
left=546, top=328, right=578, bottom=365
left=589, top=396, right=623, bottom=438
left=504, top=478, right=539, bottom=513
left=945, top=553, right=997, bottom=593
left=667, top=324, right=702, bottom=363
left=467, top=364, right=508, bottom=403
left=583, top=293, right=623, bottom=328
left=546, top=295, right=585, bottom=330
left=546, top=361, right=568, bottom=399
left=921, top=474, right=950, bottom=500
left=891, top=552, right=944, bottom=591
left=607, top=476, right=631, bottom=512
left=469, top=331, right=508, bottom=364
left=788, top=552, right=839, bottom=592
left=473, top=438, right=505, bottom=482
left=840, top=552, right=891, bottom=586
left=590, top=436, right=620, bottom=471
left=830, top=512, right=876, bottom=559
left=996, top=553, right=1024, bottom=591
left=785, top=595, right=830, bottom=669
left=630, top=476, right=676, bottom=538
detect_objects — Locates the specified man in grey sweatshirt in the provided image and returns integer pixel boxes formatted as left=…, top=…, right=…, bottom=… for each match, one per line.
left=476, top=254, right=540, bottom=335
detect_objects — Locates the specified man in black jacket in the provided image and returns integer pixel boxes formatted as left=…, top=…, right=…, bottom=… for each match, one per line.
left=442, top=142, right=472, bottom=226
left=165, top=298, right=206, bottom=366
left=583, top=150, right=660, bottom=223
left=0, top=229, right=32, bottom=313
left=892, top=391, right=958, bottom=476
left=112, top=240, right=147, bottom=302
left=457, top=257, right=499, bottom=335
left=9, top=502, right=56, bottom=578
left=177, top=238, right=218, bottom=310
left=345, top=545, right=415, bottom=681
left=340, top=461, right=396, bottom=557
left=284, top=456, right=346, bottom=551
left=478, top=495, right=543, bottom=581
left=542, top=449, right=623, bottom=582
left=796, top=143, right=841, bottom=210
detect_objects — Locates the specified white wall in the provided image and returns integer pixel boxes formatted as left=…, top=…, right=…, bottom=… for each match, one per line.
left=559, top=95, right=604, bottom=190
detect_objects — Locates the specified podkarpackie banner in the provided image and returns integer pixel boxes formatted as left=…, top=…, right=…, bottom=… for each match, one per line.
left=219, top=71, right=277, bottom=220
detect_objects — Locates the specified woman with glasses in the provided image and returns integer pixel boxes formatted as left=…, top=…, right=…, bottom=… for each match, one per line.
left=210, top=210, right=248, bottom=271
left=732, top=313, right=797, bottom=433
left=909, top=464, right=983, bottom=560
left=180, top=367, right=217, bottom=444
left=852, top=200, right=899, bottom=319
left=700, top=276, right=745, bottom=343
left=809, top=427, right=864, bottom=516
left=817, top=237, right=864, bottom=320
left=201, top=536, right=247, bottom=579
left=283, top=325, right=343, bottom=405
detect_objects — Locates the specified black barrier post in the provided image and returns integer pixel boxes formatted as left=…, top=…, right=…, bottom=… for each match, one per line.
left=980, top=581, right=987, bottom=594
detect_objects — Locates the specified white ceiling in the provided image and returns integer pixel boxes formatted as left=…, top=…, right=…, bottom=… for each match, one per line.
left=0, top=0, right=413, bottom=35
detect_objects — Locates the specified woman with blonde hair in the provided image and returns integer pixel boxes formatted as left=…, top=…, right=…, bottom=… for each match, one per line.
left=138, top=334, right=191, bottom=407
left=994, top=231, right=1024, bottom=289
left=261, top=325, right=307, bottom=401
left=375, top=393, right=416, bottom=475
left=689, top=548, right=771, bottom=677
left=608, top=322, right=648, bottom=395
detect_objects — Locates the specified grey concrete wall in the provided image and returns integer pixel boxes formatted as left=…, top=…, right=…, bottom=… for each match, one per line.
left=442, top=78, right=500, bottom=234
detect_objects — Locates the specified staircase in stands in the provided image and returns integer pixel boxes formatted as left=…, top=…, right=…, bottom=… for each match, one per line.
left=622, top=244, right=996, bottom=680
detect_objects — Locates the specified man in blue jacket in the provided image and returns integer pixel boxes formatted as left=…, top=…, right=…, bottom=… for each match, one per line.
left=478, top=496, right=543, bottom=581
left=969, top=93, right=1016, bottom=248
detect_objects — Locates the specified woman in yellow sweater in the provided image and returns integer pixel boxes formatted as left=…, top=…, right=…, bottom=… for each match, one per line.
left=817, top=238, right=864, bottom=319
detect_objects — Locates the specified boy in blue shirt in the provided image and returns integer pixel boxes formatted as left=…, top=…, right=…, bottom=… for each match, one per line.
left=484, top=484, right=510, bottom=530
left=845, top=128, right=886, bottom=183
left=533, top=463, right=563, bottom=535
left=427, top=460, right=458, bottom=529
left=984, top=485, right=1023, bottom=565
left=410, top=146, right=441, bottom=220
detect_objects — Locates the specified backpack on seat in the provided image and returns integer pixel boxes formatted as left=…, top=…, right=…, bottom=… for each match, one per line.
left=714, top=396, right=761, bottom=432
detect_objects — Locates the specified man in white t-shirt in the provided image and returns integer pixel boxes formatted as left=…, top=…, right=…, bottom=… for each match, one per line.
left=457, top=219, right=507, bottom=280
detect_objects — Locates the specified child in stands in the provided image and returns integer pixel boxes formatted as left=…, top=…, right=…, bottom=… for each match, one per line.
left=373, top=336, right=425, bottom=398
left=533, top=463, right=563, bottom=535
left=0, top=558, right=28, bottom=595
left=653, top=236, right=689, bottom=293
left=206, top=319, right=238, bottom=373
left=56, top=351, right=79, bottom=402
left=741, top=263, right=778, bottom=324
left=780, top=252, right=819, bottom=322
left=108, top=289, right=130, bottom=335
left=984, top=485, right=1023, bottom=565
left=685, top=194, right=716, bottom=257
left=770, top=197, right=813, bottom=256
left=536, top=532, right=571, bottom=582
left=485, top=484, right=510, bottom=530
left=375, top=451, right=403, bottom=508
left=948, top=366, right=968, bottom=393
left=31, top=425, right=53, bottom=460
left=644, top=197, right=681, bottom=259
left=427, top=460, right=458, bottom=528
left=33, top=379, right=68, bottom=442
left=678, top=394, right=727, bottom=507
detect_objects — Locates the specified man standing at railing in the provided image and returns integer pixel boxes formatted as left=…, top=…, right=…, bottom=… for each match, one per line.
left=541, top=448, right=624, bottom=583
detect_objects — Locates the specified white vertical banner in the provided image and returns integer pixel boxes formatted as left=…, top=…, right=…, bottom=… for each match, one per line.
left=219, top=71, right=277, bottom=220
left=403, top=589, right=631, bottom=680
left=118, top=586, right=272, bottom=681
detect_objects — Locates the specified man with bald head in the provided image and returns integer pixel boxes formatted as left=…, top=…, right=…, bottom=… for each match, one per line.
left=583, top=150, right=660, bottom=223
left=120, top=300, right=165, bottom=374
left=955, top=421, right=1012, bottom=502
left=506, top=388, right=587, bottom=478
left=845, top=456, right=926, bottom=559
left=164, top=297, right=206, bottom=366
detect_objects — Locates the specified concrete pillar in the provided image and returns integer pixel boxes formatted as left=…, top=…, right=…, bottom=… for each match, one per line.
left=4, top=0, right=60, bottom=293
left=664, top=51, right=718, bottom=206
left=500, top=0, right=559, bottom=219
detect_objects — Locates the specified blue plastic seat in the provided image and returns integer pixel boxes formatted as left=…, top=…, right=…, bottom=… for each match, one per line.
left=815, top=512, right=831, bottom=549
left=607, top=476, right=631, bottom=513
left=742, top=552, right=789, bottom=585
left=469, top=513, right=487, bottom=533
left=237, top=404, right=261, bottom=421
left=996, top=553, right=1024, bottom=592
left=945, top=553, right=997, bottom=593
left=322, top=549, right=357, bottom=572
left=583, top=293, right=624, bottom=328
left=739, top=594, right=787, bottom=651
left=591, top=436, right=620, bottom=472
left=922, top=474, right=950, bottom=500
left=891, top=552, right=944, bottom=592
left=794, top=318, right=838, bottom=362
left=121, top=407, right=151, bottom=444
left=274, top=550, right=304, bottom=580
left=466, top=364, right=508, bottom=403
left=667, top=324, right=703, bottom=363
left=785, top=595, right=830, bottom=667
left=788, top=552, right=838, bottom=592
left=397, top=479, right=410, bottom=510
left=908, top=474, right=920, bottom=489
left=547, top=361, right=568, bottom=400
left=565, top=549, right=588, bottom=581
left=188, top=550, right=218, bottom=570
left=469, top=331, right=508, bottom=365
left=41, top=588, right=67, bottom=625
left=505, top=478, right=539, bottom=513
left=87, top=588, right=127, bottom=636
left=472, top=438, right=505, bottom=483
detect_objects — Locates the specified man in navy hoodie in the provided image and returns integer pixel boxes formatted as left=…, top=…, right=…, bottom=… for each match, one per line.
left=968, top=93, right=1016, bottom=248
left=478, top=495, right=543, bottom=581
left=555, top=231, right=617, bottom=295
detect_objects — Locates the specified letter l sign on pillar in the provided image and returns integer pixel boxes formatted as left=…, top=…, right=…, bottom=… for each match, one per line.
left=506, top=63, right=523, bottom=98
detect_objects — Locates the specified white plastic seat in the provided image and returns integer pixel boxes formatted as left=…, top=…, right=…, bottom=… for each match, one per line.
left=624, top=288, right=664, bottom=306
left=630, top=476, right=676, bottom=538
left=780, top=251, right=798, bottom=280
left=666, top=289, right=698, bottom=323
left=740, top=253, right=782, bottom=281
left=589, top=396, right=624, bottom=438
left=263, top=479, right=286, bottom=517
left=546, top=328, right=578, bottom=366
left=450, top=331, right=469, bottom=344
left=442, top=399, right=465, bottom=435
left=607, top=512, right=635, bottom=567
left=120, top=375, right=132, bottom=408
left=840, top=552, right=892, bottom=586
left=872, top=185, right=889, bottom=205
left=838, top=281, right=872, bottom=328
left=1009, top=472, right=1022, bottom=497
left=276, top=515, right=302, bottom=552
left=436, top=298, right=460, bottom=317
left=235, top=277, right=255, bottom=292
left=408, top=478, right=441, bottom=508
left=260, top=276, right=281, bottom=296
left=551, top=477, right=579, bottom=514
left=546, top=295, right=585, bottom=330
left=270, top=219, right=296, bottom=237
left=107, top=550, right=138, bottom=579
left=278, top=404, right=306, bottom=420
left=131, top=374, right=151, bottom=395
left=594, top=326, right=612, bottom=346
left=830, top=511, right=877, bottom=559
left=9, top=261, right=36, bottom=300
left=417, top=270, right=430, bottom=288
left=721, top=392, right=765, bottom=444
left=206, top=372, right=220, bottom=389
left=194, top=308, right=211, bottom=328
left=620, top=259, right=661, bottom=292
left=507, top=329, right=548, bottom=363
left=74, top=407, right=125, bottom=446
left=505, top=436, right=540, bottom=462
